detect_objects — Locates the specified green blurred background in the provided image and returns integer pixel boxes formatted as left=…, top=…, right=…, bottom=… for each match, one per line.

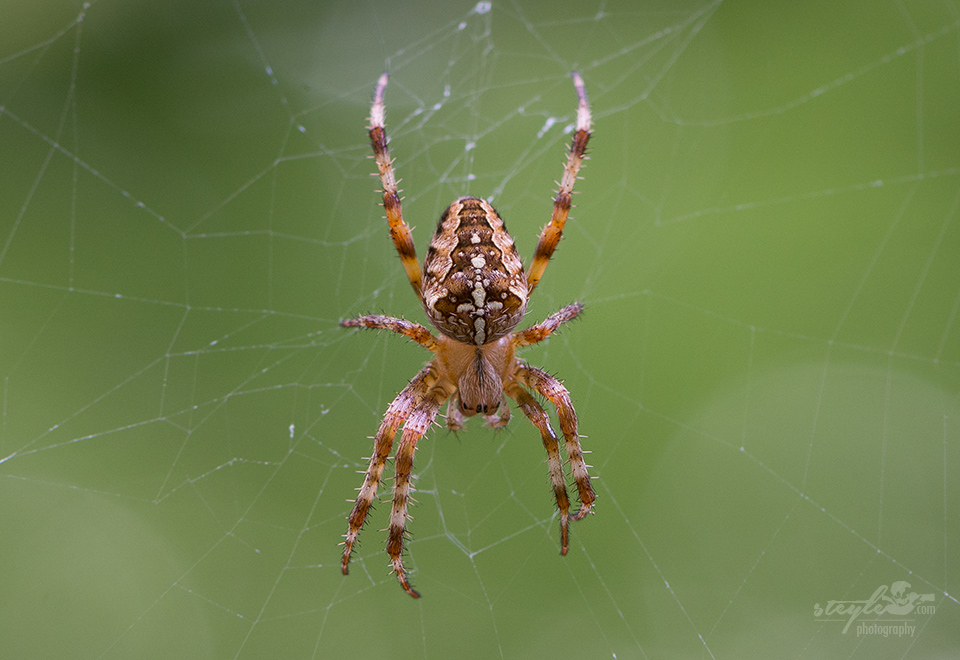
left=2, top=0, right=958, bottom=658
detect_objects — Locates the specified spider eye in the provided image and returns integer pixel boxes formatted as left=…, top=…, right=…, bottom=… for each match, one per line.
left=460, top=400, right=499, bottom=415
left=472, top=401, right=499, bottom=414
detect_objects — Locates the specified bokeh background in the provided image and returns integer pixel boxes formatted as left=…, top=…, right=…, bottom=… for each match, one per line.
left=2, top=0, right=958, bottom=658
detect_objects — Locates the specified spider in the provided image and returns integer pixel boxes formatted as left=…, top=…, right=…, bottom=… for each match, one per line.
left=341, top=72, right=596, bottom=598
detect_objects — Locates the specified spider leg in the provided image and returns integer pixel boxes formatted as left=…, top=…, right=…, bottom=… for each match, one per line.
left=368, top=73, right=423, bottom=300
left=341, top=315, right=438, bottom=352
left=505, top=381, right=572, bottom=554
left=513, top=302, right=584, bottom=347
left=526, top=72, right=591, bottom=294
left=342, top=365, right=436, bottom=575
left=515, top=364, right=595, bottom=521
left=388, top=385, right=449, bottom=598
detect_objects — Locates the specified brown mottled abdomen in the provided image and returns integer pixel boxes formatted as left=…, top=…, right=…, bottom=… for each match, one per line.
left=422, top=197, right=528, bottom=345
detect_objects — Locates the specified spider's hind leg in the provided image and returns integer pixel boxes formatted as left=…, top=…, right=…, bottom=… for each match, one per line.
left=526, top=73, right=591, bottom=294
left=367, top=73, right=424, bottom=301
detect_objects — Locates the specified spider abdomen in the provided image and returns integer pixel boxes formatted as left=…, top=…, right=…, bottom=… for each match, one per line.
left=422, top=197, right=527, bottom=345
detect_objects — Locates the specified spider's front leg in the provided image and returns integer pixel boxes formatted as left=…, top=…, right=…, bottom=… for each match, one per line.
left=342, top=366, right=436, bottom=575
left=516, top=364, right=595, bottom=521
left=388, top=385, right=450, bottom=598
left=505, top=381, right=573, bottom=553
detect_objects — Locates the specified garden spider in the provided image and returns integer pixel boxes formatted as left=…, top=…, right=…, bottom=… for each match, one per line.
left=341, top=72, right=596, bottom=598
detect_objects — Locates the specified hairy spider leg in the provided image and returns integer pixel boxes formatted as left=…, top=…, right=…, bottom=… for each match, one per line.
left=505, top=381, right=573, bottom=553
left=513, top=302, right=584, bottom=347
left=368, top=73, right=423, bottom=300
left=341, top=365, right=436, bottom=575
left=516, top=364, right=596, bottom=520
left=341, top=315, right=438, bottom=352
left=387, top=384, right=451, bottom=598
left=526, top=72, right=592, bottom=294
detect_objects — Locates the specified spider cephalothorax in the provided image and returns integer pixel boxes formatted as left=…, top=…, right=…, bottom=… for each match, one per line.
left=341, top=73, right=596, bottom=598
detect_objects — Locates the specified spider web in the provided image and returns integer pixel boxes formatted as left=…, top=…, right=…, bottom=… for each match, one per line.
left=1, top=0, right=959, bottom=658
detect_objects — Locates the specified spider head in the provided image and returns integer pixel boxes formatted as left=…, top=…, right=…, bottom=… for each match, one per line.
left=456, top=348, right=502, bottom=416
